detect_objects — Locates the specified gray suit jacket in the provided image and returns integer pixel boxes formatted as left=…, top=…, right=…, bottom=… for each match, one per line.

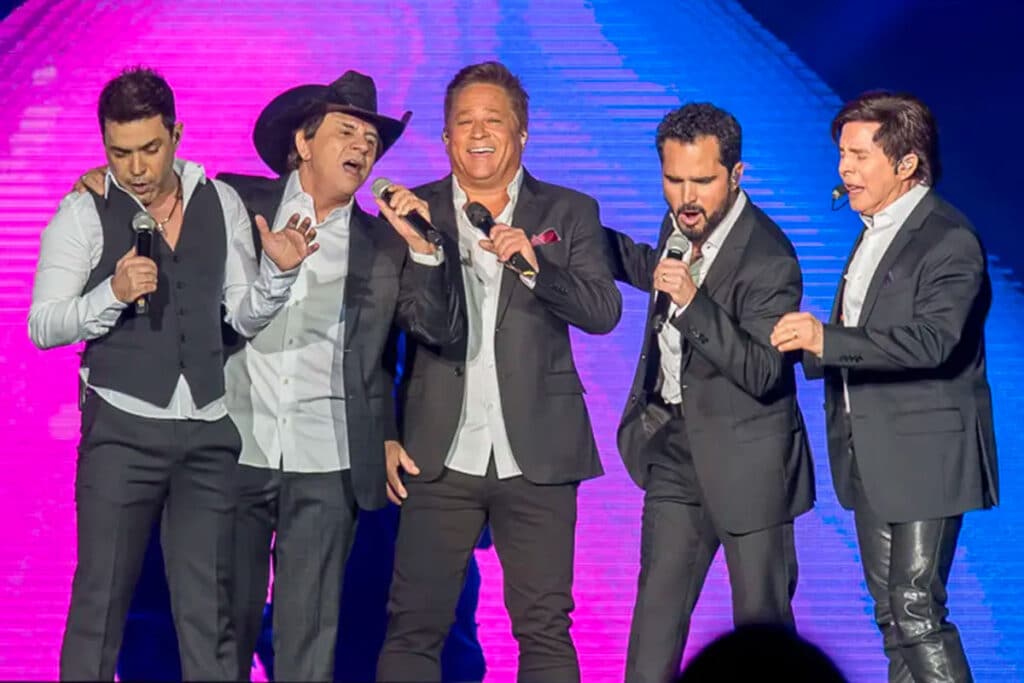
left=807, top=189, right=998, bottom=522
left=397, top=171, right=622, bottom=485
left=610, top=201, right=815, bottom=535
left=217, top=173, right=463, bottom=511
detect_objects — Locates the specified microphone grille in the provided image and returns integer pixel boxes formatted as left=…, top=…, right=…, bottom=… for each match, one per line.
left=666, top=231, right=689, bottom=253
left=831, top=184, right=849, bottom=200
left=464, top=201, right=490, bottom=227
left=131, top=210, right=157, bottom=232
left=371, top=177, right=392, bottom=199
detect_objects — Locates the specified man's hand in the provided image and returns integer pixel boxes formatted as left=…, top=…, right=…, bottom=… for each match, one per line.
left=385, top=440, right=421, bottom=506
left=374, top=184, right=437, bottom=255
left=72, top=166, right=107, bottom=194
left=111, top=246, right=158, bottom=304
left=653, top=257, right=698, bottom=308
left=479, top=224, right=538, bottom=274
left=771, top=311, right=824, bottom=356
left=256, top=213, right=318, bottom=271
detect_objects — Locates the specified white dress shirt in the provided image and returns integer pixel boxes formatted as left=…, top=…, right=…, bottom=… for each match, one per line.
left=659, top=190, right=748, bottom=405
left=445, top=167, right=526, bottom=479
left=28, top=159, right=298, bottom=420
left=226, top=171, right=445, bottom=473
left=839, top=183, right=929, bottom=410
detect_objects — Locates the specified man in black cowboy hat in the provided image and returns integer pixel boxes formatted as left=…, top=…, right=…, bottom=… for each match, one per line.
left=214, top=70, right=463, bottom=679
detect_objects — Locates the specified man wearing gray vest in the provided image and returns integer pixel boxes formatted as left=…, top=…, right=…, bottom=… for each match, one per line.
left=28, top=66, right=316, bottom=681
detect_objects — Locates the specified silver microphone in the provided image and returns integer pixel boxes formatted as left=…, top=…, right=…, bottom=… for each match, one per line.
left=131, top=211, right=157, bottom=314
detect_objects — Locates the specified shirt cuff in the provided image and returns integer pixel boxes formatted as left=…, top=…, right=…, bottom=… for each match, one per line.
left=90, top=276, right=129, bottom=325
left=409, top=246, right=444, bottom=266
left=259, top=256, right=300, bottom=299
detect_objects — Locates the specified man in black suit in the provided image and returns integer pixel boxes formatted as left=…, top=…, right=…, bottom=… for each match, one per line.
left=607, top=103, right=815, bottom=683
left=773, top=91, right=997, bottom=683
left=376, top=61, right=622, bottom=683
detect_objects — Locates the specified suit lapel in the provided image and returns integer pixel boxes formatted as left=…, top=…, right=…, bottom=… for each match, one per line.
left=699, top=202, right=754, bottom=302
left=343, top=203, right=374, bottom=347
left=496, top=171, right=544, bottom=328
left=854, top=191, right=933, bottom=325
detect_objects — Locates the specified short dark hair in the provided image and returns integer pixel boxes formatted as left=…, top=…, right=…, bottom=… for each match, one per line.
left=831, top=91, right=940, bottom=185
left=286, top=112, right=327, bottom=171
left=97, top=66, right=176, bottom=134
left=444, top=61, right=529, bottom=131
left=656, top=103, right=742, bottom=171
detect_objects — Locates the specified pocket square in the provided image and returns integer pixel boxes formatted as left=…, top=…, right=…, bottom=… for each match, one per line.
left=531, top=228, right=561, bottom=247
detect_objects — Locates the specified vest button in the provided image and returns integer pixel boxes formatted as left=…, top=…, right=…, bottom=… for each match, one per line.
left=179, top=360, right=186, bottom=369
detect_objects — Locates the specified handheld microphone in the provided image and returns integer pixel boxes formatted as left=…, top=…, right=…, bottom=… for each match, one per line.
left=464, top=201, right=537, bottom=277
left=831, top=183, right=849, bottom=211
left=131, top=210, right=157, bottom=314
left=652, top=232, right=688, bottom=333
left=371, top=178, right=443, bottom=246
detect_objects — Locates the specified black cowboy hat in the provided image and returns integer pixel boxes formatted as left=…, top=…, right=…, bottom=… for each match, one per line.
left=253, top=70, right=412, bottom=176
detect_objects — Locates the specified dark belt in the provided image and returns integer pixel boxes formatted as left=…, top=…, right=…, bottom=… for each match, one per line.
left=649, top=393, right=683, bottom=418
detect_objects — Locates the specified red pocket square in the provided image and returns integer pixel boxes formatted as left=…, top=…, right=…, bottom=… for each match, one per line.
left=531, top=229, right=561, bottom=247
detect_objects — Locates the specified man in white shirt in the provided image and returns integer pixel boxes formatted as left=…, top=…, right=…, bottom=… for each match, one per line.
left=607, top=103, right=814, bottom=683
left=377, top=61, right=622, bottom=683
left=215, top=71, right=462, bottom=680
left=773, top=92, right=997, bottom=683
left=28, top=67, right=316, bottom=681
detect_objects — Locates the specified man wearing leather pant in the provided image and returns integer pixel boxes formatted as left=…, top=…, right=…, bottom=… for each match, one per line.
left=773, top=91, right=998, bottom=682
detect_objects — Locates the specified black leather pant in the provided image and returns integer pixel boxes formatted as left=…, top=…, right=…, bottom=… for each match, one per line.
left=852, top=466, right=973, bottom=682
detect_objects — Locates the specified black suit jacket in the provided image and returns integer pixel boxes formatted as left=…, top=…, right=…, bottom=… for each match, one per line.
left=610, top=199, right=815, bottom=535
left=397, top=170, right=622, bottom=485
left=806, top=190, right=998, bottom=523
left=217, top=173, right=463, bottom=511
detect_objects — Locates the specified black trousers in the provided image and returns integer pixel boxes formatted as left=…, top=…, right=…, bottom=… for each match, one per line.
left=625, top=418, right=798, bottom=683
left=60, top=392, right=239, bottom=681
left=849, top=432, right=973, bottom=683
left=378, top=465, right=579, bottom=683
left=233, top=463, right=358, bottom=681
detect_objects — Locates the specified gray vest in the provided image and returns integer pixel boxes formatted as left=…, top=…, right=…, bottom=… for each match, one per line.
left=82, top=181, right=227, bottom=408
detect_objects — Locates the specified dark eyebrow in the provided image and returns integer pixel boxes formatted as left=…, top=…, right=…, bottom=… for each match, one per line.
left=108, top=137, right=161, bottom=154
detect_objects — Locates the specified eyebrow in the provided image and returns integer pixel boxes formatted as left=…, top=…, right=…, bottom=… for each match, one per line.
left=339, top=120, right=379, bottom=140
left=664, top=173, right=719, bottom=182
left=108, top=137, right=161, bottom=154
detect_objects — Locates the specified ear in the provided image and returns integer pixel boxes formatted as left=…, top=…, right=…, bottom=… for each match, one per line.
left=729, top=161, right=745, bottom=189
left=171, top=122, right=183, bottom=146
left=520, top=129, right=528, bottom=146
left=896, top=153, right=918, bottom=180
left=295, top=129, right=312, bottom=163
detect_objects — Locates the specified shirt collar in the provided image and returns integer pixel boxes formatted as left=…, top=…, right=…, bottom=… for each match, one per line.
left=283, top=169, right=354, bottom=225
left=859, top=183, right=929, bottom=232
left=452, top=166, right=525, bottom=217
left=104, top=157, right=205, bottom=200
left=668, top=189, right=748, bottom=254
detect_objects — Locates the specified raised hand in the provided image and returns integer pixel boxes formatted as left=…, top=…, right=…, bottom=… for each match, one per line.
left=255, top=212, right=318, bottom=271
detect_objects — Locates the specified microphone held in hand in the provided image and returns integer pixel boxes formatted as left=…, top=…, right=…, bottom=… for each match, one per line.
left=464, top=201, right=537, bottom=277
left=131, top=211, right=157, bottom=314
left=371, top=177, right=443, bottom=245
left=652, top=232, right=688, bottom=333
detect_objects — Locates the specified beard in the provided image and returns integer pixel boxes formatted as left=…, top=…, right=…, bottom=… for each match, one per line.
left=674, top=188, right=739, bottom=242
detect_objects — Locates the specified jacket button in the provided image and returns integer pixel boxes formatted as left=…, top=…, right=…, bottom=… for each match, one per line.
left=176, top=281, right=185, bottom=290
left=455, top=366, right=464, bottom=377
